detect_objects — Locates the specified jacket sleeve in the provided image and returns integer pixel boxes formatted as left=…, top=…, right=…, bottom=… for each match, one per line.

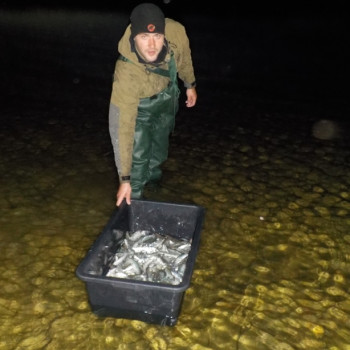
left=167, top=20, right=196, bottom=88
left=108, top=59, right=139, bottom=182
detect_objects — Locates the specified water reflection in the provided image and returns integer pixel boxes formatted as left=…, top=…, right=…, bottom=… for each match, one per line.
left=2, top=104, right=350, bottom=349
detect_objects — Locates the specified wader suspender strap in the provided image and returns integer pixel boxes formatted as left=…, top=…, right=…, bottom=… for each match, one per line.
left=118, top=53, right=177, bottom=84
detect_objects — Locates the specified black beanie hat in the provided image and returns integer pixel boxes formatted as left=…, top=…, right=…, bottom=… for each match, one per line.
left=130, top=3, right=165, bottom=38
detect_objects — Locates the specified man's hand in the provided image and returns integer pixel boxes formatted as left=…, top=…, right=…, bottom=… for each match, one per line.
left=116, top=182, right=132, bottom=206
left=185, top=87, right=197, bottom=107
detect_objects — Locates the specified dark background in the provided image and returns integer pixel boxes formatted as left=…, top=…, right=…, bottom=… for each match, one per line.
left=1, top=0, right=347, bottom=16
left=1, top=0, right=349, bottom=125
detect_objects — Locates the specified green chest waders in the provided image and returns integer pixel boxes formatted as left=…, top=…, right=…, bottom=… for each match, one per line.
left=119, top=53, right=180, bottom=199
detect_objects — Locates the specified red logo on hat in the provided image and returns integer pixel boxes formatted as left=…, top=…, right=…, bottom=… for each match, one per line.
left=147, top=24, right=156, bottom=32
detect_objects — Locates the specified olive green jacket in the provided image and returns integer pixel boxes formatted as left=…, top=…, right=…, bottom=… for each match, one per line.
left=109, top=18, right=196, bottom=183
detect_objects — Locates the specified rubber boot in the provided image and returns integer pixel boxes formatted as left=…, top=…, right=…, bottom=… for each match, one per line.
left=131, top=94, right=178, bottom=197
left=130, top=111, right=153, bottom=198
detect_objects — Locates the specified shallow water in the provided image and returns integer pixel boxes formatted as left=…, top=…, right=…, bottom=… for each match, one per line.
left=1, top=9, right=350, bottom=350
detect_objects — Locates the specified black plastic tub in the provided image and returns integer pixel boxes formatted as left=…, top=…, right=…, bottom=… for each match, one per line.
left=76, top=199, right=205, bottom=326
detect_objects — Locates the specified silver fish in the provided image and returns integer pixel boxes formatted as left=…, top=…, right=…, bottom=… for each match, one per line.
left=105, top=230, right=191, bottom=285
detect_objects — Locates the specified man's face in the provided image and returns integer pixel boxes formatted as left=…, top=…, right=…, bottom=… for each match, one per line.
left=134, top=33, right=165, bottom=62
